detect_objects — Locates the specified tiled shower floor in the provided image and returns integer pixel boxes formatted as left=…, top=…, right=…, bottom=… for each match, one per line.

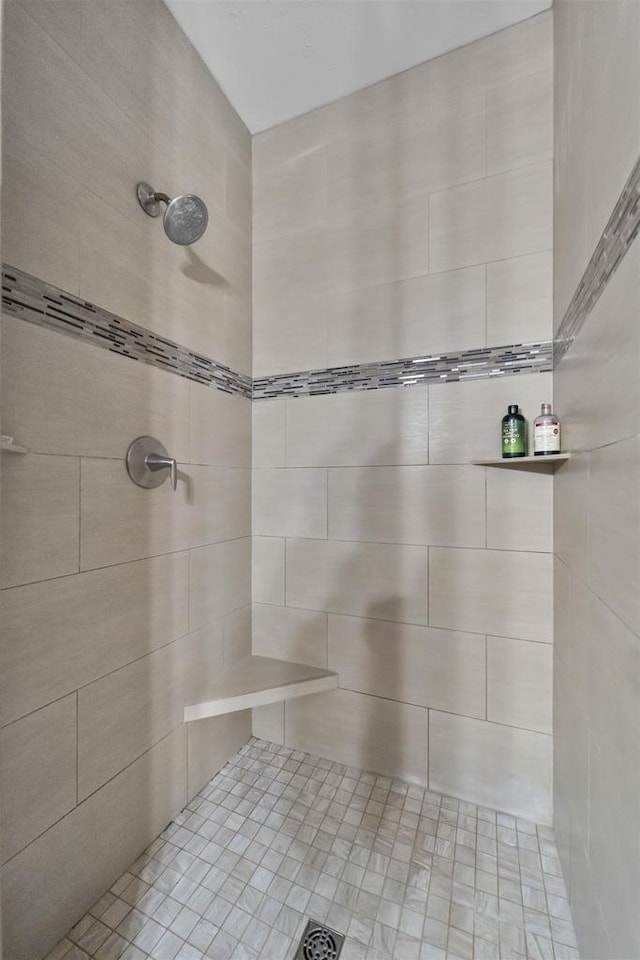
left=47, top=739, right=579, bottom=960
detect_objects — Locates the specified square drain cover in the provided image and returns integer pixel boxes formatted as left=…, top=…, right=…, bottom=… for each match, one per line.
left=294, top=918, right=345, bottom=960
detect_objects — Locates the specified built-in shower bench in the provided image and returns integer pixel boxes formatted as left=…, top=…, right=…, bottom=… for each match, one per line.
left=183, top=655, right=337, bottom=722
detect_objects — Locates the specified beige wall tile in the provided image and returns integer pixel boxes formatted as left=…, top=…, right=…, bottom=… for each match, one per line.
left=486, top=466, right=553, bottom=553
left=253, top=468, right=327, bottom=539
left=1, top=727, right=186, bottom=960
left=224, top=468, right=252, bottom=539
left=252, top=399, right=286, bottom=468
left=252, top=702, right=285, bottom=744
left=1, top=315, right=191, bottom=461
left=1, top=695, right=77, bottom=862
left=286, top=688, right=427, bottom=786
left=190, top=386, right=251, bottom=468
left=286, top=538, right=428, bottom=625
left=326, top=93, right=485, bottom=215
left=554, top=452, right=590, bottom=582
left=429, top=11, right=551, bottom=107
left=1, top=453, right=80, bottom=589
left=429, top=710, right=552, bottom=823
left=190, top=538, right=251, bottom=630
left=77, top=628, right=223, bottom=800
left=0, top=552, right=189, bottom=727
left=553, top=240, right=640, bottom=452
left=2, top=130, right=81, bottom=292
left=328, top=615, right=485, bottom=719
left=326, top=267, right=486, bottom=368
left=187, top=712, right=251, bottom=797
left=80, top=459, right=225, bottom=570
left=253, top=296, right=329, bottom=377
left=328, top=465, right=485, bottom=548
left=487, top=636, right=552, bottom=733
left=252, top=537, right=285, bottom=606
left=252, top=603, right=328, bottom=668
left=223, top=291, right=252, bottom=377
left=428, top=372, right=552, bottom=464
left=429, top=547, right=553, bottom=642
left=486, top=252, right=553, bottom=346
left=253, top=145, right=327, bottom=245
left=286, top=389, right=428, bottom=467
left=589, top=437, right=640, bottom=636
left=429, top=162, right=552, bottom=274
left=223, top=604, right=253, bottom=663
left=486, top=69, right=553, bottom=176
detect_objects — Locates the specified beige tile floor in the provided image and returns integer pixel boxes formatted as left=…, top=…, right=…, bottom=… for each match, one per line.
left=46, top=738, right=578, bottom=960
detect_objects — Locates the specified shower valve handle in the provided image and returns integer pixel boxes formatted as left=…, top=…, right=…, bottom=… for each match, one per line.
left=126, top=436, right=178, bottom=492
left=145, top=453, right=177, bottom=491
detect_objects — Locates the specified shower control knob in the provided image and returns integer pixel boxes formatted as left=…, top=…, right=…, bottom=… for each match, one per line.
left=126, top=436, right=178, bottom=491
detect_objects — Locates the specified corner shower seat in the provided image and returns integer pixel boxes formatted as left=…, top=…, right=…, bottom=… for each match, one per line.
left=183, top=655, right=337, bottom=722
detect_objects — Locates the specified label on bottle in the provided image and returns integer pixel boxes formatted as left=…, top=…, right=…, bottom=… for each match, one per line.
left=534, top=422, right=560, bottom=453
left=502, top=420, right=526, bottom=456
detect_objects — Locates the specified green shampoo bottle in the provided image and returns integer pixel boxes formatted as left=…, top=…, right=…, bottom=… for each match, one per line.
left=501, top=404, right=527, bottom=458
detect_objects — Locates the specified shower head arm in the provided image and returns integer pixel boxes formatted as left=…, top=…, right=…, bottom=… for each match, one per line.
left=136, top=182, right=171, bottom=219
left=152, top=191, right=171, bottom=206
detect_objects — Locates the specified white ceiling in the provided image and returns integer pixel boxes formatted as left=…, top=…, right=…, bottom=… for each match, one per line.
left=164, top=0, right=551, bottom=134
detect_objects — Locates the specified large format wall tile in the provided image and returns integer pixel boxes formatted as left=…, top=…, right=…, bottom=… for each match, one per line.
left=429, top=162, right=552, bottom=274
left=286, top=389, right=428, bottom=467
left=428, top=372, right=552, bottom=464
left=252, top=398, right=286, bottom=467
left=325, top=266, right=486, bottom=368
left=328, top=465, right=485, bottom=547
left=0, top=552, right=189, bottom=726
left=190, top=538, right=251, bottom=630
left=253, top=468, right=327, bottom=539
left=589, top=437, right=640, bottom=636
left=187, top=712, right=251, bottom=797
left=487, top=636, right=552, bottom=733
left=486, top=69, right=553, bottom=176
left=252, top=536, right=285, bottom=605
left=1, top=315, right=191, bottom=461
left=286, top=538, right=428, bottom=625
left=429, top=710, right=552, bottom=823
left=190, top=387, right=251, bottom=468
left=253, top=603, right=328, bottom=668
left=1, top=695, right=77, bottom=863
left=1, top=453, right=80, bottom=589
left=2, top=728, right=186, bottom=960
left=486, top=466, right=553, bottom=553
left=80, top=460, right=225, bottom=569
left=486, top=251, right=553, bottom=346
left=286, top=688, right=427, bottom=785
left=77, top=629, right=223, bottom=800
left=328, top=615, right=485, bottom=718
left=429, top=547, right=553, bottom=642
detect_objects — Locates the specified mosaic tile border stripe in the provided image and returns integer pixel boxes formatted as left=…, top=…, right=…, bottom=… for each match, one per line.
left=555, top=151, right=640, bottom=365
left=1, top=265, right=252, bottom=398
left=252, top=342, right=553, bottom=400
left=2, top=263, right=552, bottom=402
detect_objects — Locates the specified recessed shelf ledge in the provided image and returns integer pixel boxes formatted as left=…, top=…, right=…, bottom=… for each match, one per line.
left=184, top=655, right=338, bottom=722
left=472, top=453, right=571, bottom=468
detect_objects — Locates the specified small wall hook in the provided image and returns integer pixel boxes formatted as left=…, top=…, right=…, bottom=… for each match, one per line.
left=126, top=436, right=178, bottom=491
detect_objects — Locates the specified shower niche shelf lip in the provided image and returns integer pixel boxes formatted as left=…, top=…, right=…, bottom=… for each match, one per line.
left=184, top=655, right=338, bottom=722
left=1, top=437, right=29, bottom=454
left=472, top=453, right=571, bottom=468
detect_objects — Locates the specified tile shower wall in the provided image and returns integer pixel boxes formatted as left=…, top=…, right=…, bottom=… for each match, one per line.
left=0, top=2, right=251, bottom=957
left=553, top=2, right=640, bottom=958
left=252, top=12, right=555, bottom=825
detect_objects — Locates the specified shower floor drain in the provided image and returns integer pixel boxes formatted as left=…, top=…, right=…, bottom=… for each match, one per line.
left=294, top=919, right=345, bottom=960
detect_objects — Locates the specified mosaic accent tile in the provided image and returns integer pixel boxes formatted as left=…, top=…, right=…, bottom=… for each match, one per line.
left=252, top=343, right=553, bottom=400
left=1, top=265, right=252, bottom=399
left=46, top=738, right=577, bottom=960
left=555, top=151, right=640, bottom=365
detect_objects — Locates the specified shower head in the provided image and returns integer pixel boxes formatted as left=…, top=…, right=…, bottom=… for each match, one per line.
left=136, top=182, right=208, bottom=245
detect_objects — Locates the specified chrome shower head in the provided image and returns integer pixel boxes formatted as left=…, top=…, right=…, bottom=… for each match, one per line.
left=136, top=182, right=208, bottom=245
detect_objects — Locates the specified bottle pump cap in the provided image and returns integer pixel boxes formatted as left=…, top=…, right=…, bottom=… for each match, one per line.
left=508, top=404, right=519, bottom=415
